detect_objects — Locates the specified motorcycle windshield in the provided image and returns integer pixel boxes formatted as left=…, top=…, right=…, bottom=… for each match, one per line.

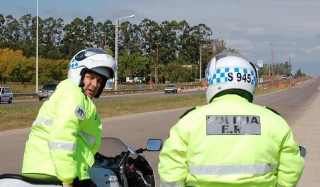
left=99, top=137, right=137, bottom=157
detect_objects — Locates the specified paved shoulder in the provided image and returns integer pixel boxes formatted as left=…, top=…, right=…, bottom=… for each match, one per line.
left=292, top=83, right=320, bottom=186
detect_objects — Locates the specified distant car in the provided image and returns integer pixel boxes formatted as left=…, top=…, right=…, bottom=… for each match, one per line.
left=165, top=85, right=178, bottom=94
left=0, top=86, right=13, bottom=104
left=38, top=83, right=58, bottom=101
left=282, top=75, right=287, bottom=80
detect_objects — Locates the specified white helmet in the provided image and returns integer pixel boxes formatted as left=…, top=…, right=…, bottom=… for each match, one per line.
left=68, top=48, right=116, bottom=98
left=205, top=52, right=258, bottom=103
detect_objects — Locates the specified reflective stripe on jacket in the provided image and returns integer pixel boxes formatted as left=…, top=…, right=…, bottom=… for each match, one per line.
left=158, top=94, right=304, bottom=187
left=22, top=79, right=102, bottom=184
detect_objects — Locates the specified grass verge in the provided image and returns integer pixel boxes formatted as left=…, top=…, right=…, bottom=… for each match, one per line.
left=0, top=77, right=310, bottom=131
left=0, top=93, right=206, bottom=131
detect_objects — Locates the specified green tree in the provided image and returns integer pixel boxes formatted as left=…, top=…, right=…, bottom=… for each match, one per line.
left=83, top=16, right=96, bottom=48
left=294, top=68, right=305, bottom=78
left=0, top=49, right=30, bottom=83
left=0, top=14, right=5, bottom=48
left=119, top=53, right=151, bottom=79
left=167, top=62, right=192, bottom=82
left=0, top=13, right=254, bottom=84
left=158, top=20, right=180, bottom=65
left=177, top=20, right=193, bottom=61
left=61, top=18, right=86, bottom=58
left=211, top=39, right=237, bottom=55
left=283, top=61, right=292, bottom=77
left=2, top=15, right=20, bottom=50
left=41, top=17, right=64, bottom=59
left=138, top=19, right=161, bottom=56
left=18, top=14, right=34, bottom=57
left=94, top=19, right=115, bottom=54
left=103, top=20, right=116, bottom=52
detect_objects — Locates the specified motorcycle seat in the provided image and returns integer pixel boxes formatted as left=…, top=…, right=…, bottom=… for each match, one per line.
left=0, top=173, right=62, bottom=185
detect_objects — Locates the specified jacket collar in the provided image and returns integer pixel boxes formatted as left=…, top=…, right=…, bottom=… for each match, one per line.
left=211, top=94, right=249, bottom=103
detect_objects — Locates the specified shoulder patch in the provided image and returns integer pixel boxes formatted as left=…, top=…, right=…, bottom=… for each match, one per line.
left=180, top=106, right=198, bottom=119
left=265, top=106, right=282, bottom=117
left=75, top=105, right=85, bottom=120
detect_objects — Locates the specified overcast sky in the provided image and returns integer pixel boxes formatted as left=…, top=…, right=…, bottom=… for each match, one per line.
left=1, top=0, right=320, bottom=76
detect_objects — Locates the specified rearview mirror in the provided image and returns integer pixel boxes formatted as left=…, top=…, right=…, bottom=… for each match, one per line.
left=299, top=145, right=307, bottom=157
left=146, top=139, right=162, bottom=151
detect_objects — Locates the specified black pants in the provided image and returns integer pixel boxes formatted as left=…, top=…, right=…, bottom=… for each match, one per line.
left=73, top=178, right=97, bottom=187
left=22, top=173, right=96, bottom=187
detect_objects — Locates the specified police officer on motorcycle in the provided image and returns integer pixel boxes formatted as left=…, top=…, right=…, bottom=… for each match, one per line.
left=22, top=48, right=116, bottom=187
left=158, top=52, right=304, bottom=187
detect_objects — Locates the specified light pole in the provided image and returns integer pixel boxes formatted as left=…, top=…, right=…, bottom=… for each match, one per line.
left=155, top=42, right=160, bottom=84
left=199, top=45, right=202, bottom=81
left=114, top=14, right=135, bottom=91
left=36, top=0, right=39, bottom=93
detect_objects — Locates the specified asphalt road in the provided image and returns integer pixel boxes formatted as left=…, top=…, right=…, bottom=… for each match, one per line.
left=0, top=78, right=319, bottom=186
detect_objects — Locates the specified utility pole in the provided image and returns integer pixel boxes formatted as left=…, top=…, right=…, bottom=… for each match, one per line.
left=269, top=42, right=274, bottom=84
left=287, top=55, right=291, bottom=76
left=104, top=32, right=107, bottom=49
left=115, top=19, right=119, bottom=90
left=156, top=42, right=160, bottom=84
left=269, top=42, right=274, bottom=77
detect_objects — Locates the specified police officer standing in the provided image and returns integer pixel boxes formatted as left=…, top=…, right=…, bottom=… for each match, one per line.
left=158, top=52, right=304, bottom=187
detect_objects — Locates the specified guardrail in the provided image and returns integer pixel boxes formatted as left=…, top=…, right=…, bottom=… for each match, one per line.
left=13, top=88, right=155, bottom=97
left=13, top=93, right=38, bottom=97
left=103, top=88, right=154, bottom=94
left=12, top=83, right=203, bottom=97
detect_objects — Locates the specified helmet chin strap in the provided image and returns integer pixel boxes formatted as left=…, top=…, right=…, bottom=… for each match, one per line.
left=79, top=81, right=88, bottom=98
left=79, top=80, right=85, bottom=88
left=79, top=69, right=88, bottom=98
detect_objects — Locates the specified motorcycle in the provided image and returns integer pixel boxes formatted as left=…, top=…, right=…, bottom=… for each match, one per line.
left=0, top=137, right=162, bottom=187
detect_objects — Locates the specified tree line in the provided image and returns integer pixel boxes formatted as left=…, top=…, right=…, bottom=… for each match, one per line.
left=0, top=13, right=237, bottom=84
left=0, top=13, right=303, bottom=85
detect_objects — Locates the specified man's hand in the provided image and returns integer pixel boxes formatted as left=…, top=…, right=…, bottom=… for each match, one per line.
left=63, top=184, right=73, bottom=187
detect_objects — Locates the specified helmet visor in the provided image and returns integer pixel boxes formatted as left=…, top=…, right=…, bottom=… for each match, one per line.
left=91, top=67, right=112, bottom=80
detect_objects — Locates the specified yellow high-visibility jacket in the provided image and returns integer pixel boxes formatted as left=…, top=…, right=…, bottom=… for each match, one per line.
left=22, top=79, right=102, bottom=185
left=158, top=94, right=304, bottom=187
